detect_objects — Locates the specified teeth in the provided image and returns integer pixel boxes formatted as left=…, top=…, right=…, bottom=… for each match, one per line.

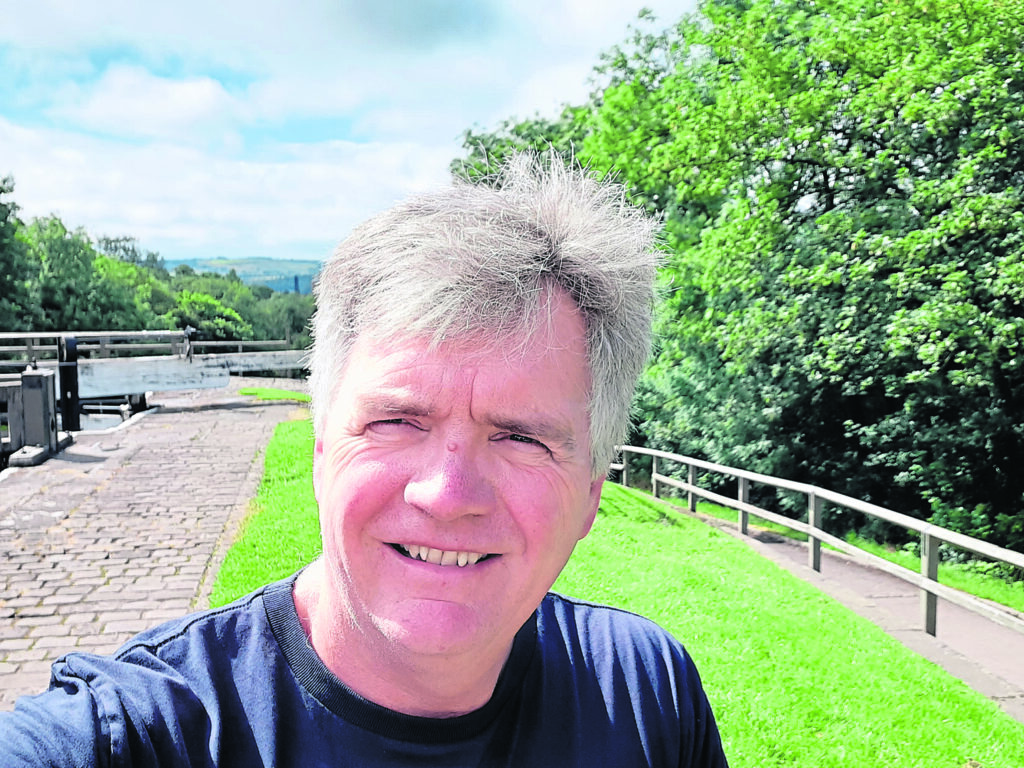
left=400, top=545, right=486, bottom=567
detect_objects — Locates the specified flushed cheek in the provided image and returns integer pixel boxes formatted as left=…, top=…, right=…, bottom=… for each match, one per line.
left=505, top=484, right=591, bottom=553
left=319, top=459, right=406, bottom=556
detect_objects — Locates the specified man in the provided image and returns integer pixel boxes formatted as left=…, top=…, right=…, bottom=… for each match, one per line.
left=1, top=154, right=728, bottom=766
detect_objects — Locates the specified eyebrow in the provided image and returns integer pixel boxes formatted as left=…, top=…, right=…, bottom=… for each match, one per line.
left=355, top=393, right=433, bottom=419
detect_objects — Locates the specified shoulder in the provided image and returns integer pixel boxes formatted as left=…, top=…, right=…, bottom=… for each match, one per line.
left=538, top=592, right=690, bottom=662
left=60, top=578, right=288, bottom=707
left=535, top=592, right=705, bottom=706
left=527, top=594, right=728, bottom=767
left=79, top=578, right=284, bottom=680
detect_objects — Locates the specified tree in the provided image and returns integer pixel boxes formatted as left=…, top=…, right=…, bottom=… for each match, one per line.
left=97, top=235, right=167, bottom=276
left=0, top=177, right=36, bottom=329
left=165, top=291, right=253, bottom=341
left=586, top=0, right=1024, bottom=548
left=21, top=217, right=105, bottom=330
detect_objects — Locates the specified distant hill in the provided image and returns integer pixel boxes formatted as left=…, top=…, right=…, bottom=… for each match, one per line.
left=163, top=257, right=321, bottom=295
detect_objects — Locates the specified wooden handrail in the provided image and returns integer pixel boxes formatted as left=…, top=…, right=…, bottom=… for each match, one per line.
left=613, top=445, right=1024, bottom=637
left=0, top=331, right=290, bottom=361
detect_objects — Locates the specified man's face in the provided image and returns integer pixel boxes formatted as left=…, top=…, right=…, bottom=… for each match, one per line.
left=313, top=288, right=603, bottom=665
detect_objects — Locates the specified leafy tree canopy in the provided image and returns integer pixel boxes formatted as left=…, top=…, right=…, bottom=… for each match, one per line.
left=455, top=0, right=1024, bottom=551
left=0, top=182, right=313, bottom=347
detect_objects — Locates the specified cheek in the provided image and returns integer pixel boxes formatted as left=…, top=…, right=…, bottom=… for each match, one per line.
left=317, top=450, right=405, bottom=543
left=506, top=475, right=595, bottom=551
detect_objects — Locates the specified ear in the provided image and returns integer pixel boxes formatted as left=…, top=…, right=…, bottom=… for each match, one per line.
left=312, top=439, right=325, bottom=502
left=578, top=477, right=604, bottom=540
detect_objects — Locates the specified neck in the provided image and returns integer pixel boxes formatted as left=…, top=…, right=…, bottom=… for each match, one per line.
left=293, top=561, right=514, bottom=717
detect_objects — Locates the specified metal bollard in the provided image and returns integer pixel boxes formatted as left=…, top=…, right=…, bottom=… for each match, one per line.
left=58, top=335, right=81, bottom=431
left=21, top=368, right=58, bottom=453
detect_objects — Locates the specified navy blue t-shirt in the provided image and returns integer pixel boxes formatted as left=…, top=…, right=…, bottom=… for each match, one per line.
left=1, top=575, right=728, bottom=766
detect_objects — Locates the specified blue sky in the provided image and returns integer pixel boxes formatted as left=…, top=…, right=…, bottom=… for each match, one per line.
left=0, top=1, right=696, bottom=264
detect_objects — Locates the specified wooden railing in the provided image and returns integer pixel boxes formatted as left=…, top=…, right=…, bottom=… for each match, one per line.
left=611, top=445, right=1024, bottom=637
left=0, top=330, right=305, bottom=434
left=0, top=331, right=289, bottom=363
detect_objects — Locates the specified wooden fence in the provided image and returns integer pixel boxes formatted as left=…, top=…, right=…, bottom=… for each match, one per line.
left=0, top=330, right=305, bottom=435
left=611, top=445, right=1024, bottom=637
left=0, top=330, right=290, bottom=363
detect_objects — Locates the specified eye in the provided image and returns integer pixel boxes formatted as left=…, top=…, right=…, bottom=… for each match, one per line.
left=502, top=433, right=551, bottom=453
left=367, top=418, right=422, bottom=433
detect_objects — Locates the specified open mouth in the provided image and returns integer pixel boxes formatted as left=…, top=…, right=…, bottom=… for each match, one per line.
left=390, top=543, right=496, bottom=567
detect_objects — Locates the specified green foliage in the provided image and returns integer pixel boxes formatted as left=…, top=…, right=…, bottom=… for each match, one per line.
left=580, top=0, right=1024, bottom=550
left=0, top=178, right=314, bottom=344
left=166, top=290, right=254, bottom=340
left=449, top=0, right=1024, bottom=552
left=18, top=216, right=155, bottom=331
left=0, top=177, right=35, bottom=329
left=169, top=264, right=313, bottom=343
left=96, top=235, right=166, bottom=275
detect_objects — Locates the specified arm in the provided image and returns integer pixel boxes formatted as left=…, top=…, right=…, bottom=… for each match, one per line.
left=0, top=670, right=108, bottom=768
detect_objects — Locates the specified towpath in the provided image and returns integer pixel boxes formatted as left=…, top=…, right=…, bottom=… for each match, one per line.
left=0, top=377, right=301, bottom=707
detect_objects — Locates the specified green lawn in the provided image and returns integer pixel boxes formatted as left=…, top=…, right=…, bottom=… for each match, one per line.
left=656, top=492, right=1024, bottom=615
left=208, top=416, right=320, bottom=608
left=211, top=404, right=1024, bottom=767
left=238, top=386, right=311, bottom=403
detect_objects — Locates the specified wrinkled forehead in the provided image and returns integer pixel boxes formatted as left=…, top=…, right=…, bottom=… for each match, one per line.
left=340, top=286, right=592, bottom=396
left=347, top=323, right=586, bottom=383
left=352, top=281, right=588, bottom=365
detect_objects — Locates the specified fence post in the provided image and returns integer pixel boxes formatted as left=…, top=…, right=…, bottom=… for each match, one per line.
left=741, top=479, right=749, bottom=536
left=652, top=455, right=659, bottom=499
left=807, top=493, right=822, bottom=572
left=621, top=449, right=630, bottom=488
left=921, top=530, right=939, bottom=636
left=687, top=463, right=696, bottom=513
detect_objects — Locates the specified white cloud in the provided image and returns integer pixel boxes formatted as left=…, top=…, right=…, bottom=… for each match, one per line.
left=1, top=116, right=453, bottom=260
left=48, top=66, right=239, bottom=143
left=1, top=0, right=698, bottom=263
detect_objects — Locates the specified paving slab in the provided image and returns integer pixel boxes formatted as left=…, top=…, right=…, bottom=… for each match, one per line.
left=0, top=377, right=303, bottom=708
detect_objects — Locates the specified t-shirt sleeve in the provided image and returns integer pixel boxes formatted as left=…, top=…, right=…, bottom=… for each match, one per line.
left=539, top=594, right=729, bottom=767
left=0, top=662, right=113, bottom=768
left=673, top=649, right=728, bottom=768
left=0, top=653, right=212, bottom=768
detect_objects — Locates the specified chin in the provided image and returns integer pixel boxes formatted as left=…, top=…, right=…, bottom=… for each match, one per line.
left=372, top=601, right=489, bottom=657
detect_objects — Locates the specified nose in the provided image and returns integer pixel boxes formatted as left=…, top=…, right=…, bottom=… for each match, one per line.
left=404, top=440, right=495, bottom=520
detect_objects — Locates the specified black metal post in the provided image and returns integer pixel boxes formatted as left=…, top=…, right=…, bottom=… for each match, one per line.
left=58, top=335, right=81, bottom=431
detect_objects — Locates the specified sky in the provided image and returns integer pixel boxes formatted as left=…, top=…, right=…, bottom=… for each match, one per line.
left=1, top=0, right=696, bottom=265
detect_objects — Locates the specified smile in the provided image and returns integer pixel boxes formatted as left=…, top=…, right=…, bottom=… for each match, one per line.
left=391, top=543, right=494, bottom=567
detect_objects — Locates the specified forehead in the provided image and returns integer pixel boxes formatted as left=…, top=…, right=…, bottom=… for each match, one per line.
left=336, top=292, right=592, bottom=416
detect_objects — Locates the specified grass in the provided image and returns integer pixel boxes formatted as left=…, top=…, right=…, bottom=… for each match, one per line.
left=211, top=412, right=1024, bottom=767
left=238, top=386, right=310, bottom=403
left=657, top=491, right=1024, bottom=615
left=208, top=397, right=320, bottom=608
